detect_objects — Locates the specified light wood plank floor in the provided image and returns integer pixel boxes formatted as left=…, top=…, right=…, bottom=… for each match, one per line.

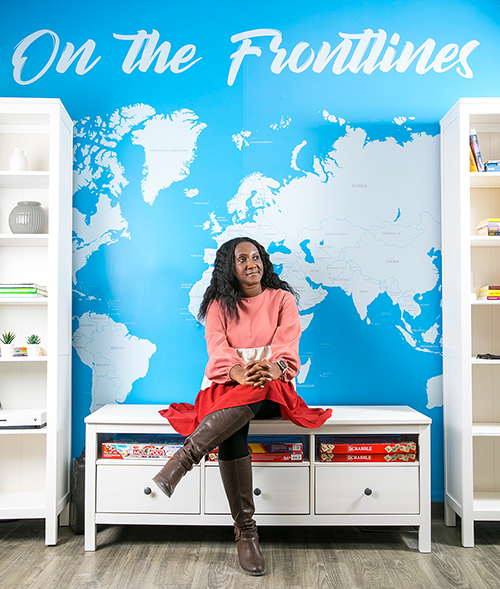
left=1, top=519, right=500, bottom=589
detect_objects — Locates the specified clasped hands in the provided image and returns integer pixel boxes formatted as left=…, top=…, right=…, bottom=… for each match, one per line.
left=230, top=359, right=282, bottom=388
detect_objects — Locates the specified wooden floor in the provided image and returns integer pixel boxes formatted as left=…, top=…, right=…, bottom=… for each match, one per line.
left=1, top=519, right=500, bottom=589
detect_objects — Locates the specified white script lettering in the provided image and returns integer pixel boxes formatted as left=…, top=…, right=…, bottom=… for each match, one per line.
left=228, top=28, right=479, bottom=85
left=12, top=30, right=101, bottom=85
left=114, top=30, right=201, bottom=74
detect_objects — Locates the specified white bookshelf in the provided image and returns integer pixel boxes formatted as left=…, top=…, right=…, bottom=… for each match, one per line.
left=441, top=98, right=500, bottom=546
left=0, top=98, right=73, bottom=545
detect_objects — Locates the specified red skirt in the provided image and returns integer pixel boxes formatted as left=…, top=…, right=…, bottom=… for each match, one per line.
left=159, top=380, right=332, bottom=436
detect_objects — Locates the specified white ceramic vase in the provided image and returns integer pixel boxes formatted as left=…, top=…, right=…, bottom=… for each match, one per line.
left=1, top=343, right=14, bottom=358
left=9, top=147, right=29, bottom=172
left=27, top=344, right=41, bottom=358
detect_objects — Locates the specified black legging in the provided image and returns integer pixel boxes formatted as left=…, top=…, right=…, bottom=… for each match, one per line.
left=217, top=400, right=282, bottom=461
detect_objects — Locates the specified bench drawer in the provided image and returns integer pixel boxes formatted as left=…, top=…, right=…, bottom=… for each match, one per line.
left=315, top=465, right=419, bottom=515
left=205, top=465, right=310, bottom=514
left=96, top=464, right=200, bottom=514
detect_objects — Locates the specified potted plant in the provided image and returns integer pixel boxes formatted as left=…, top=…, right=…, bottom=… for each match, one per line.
left=0, top=331, right=16, bottom=358
left=26, top=334, right=41, bottom=358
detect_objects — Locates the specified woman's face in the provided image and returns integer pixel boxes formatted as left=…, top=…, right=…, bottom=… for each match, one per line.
left=233, top=241, right=263, bottom=296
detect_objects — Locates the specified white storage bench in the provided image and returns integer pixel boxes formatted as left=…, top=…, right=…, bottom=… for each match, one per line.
left=84, top=404, right=431, bottom=552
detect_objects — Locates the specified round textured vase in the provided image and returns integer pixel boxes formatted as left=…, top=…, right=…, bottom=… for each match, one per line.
left=8, top=201, right=48, bottom=234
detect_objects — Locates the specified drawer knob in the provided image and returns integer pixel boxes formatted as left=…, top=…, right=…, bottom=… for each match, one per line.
left=144, top=487, right=152, bottom=495
left=364, top=487, right=373, bottom=496
left=253, top=488, right=262, bottom=496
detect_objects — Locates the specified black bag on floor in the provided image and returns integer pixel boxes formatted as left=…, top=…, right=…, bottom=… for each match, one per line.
left=69, top=449, right=85, bottom=535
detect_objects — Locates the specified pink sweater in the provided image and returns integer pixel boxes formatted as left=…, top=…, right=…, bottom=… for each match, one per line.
left=204, top=288, right=301, bottom=384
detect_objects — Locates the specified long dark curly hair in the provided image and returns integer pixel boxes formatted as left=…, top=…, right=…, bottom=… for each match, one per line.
left=198, top=237, right=298, bottom=322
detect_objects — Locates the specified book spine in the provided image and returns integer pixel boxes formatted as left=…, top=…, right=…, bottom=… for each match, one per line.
left=0, top=288, right=39, bottom=293
left=0, top=283, right=46, bottom=290
left=207, top=452, right=303, bottom=462
left=470, top=144, right=478, bottom=172
left=248, top=442, right=304, bottom=454
left=250, top=453, right=303, bottom=462
left=0, top=294, right=47, bottom=298
left=470, top=129, right=485, bottom=172
left=212, top=442, right=304, bottom=453
left=0, top=291, right=46, bottom=295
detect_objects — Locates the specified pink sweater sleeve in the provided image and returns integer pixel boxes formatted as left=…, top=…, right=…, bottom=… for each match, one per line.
left=269, top=292, right=301, bottom=381
left=204, top=302, right=244, bottom=383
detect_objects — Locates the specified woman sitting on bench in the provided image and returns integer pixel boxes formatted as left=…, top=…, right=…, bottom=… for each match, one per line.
left=154, top=237, right=331, bottom=576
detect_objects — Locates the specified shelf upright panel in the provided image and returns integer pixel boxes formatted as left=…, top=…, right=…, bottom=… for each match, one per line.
left=45, top=99, right=73, bottom=546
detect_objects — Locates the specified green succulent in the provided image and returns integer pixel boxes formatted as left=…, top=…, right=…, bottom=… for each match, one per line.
left=0, top=331, right=16, bottom=344
left=26, top=334, right=41, bottom=345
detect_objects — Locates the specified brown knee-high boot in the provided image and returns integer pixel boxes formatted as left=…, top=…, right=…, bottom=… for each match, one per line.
left=153, top=405, right=254, bottom=498
left=219, top=454, right=265, bottom=576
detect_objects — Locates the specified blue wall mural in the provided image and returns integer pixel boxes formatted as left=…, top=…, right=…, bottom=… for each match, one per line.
left=2, top=0, right=500, bottom=501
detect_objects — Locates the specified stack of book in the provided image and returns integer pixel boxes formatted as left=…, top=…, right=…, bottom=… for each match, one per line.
left=208, top=436, right=304, bottom=462
left=478, top=286, right=500, bottom=301
left=485, top=160, right=500, bottom=172
left=102, top=434, right=186, bottom=459
left=318, top=435, right=417, bottom=463
left=0, top=283, right=47, bottom=298
left=475, top=218, right=500, bottom=236
left=470, top=129, right=485, bottom=172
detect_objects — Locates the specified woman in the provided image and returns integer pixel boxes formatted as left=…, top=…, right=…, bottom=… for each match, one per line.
left=154, top=237, right=331, bottom=576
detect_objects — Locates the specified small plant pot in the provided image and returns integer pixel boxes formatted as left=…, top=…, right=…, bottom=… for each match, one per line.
left=1, top=343, right=14, bottom=358
left=27, top=344, right=40, bottom=358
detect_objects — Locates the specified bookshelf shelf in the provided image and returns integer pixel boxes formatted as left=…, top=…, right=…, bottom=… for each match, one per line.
left=470, top=172, right=500, bottom=189
left=0, top=492, right=46, bottom=519
left=470, top=236, right=500, bottom=247
left=474, top=493, right=500, bottom=520
left=0, top=297, right=48, bottom=305
left=471, top=299, right=500, bottom=305
left=0, top=234, right=48, bottom=247
left=0, top=356, right=47, bottom=362
left=471, top=357, right=500, bottom=364
left=0, top=426, right=47, bottom=435
left=472, top=423, right=500, bottom=436
left=0, top=171, right=49, bottom=189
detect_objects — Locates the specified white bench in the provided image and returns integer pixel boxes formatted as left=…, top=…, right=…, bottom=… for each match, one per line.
left=84, top=404, right=431, bottom=552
